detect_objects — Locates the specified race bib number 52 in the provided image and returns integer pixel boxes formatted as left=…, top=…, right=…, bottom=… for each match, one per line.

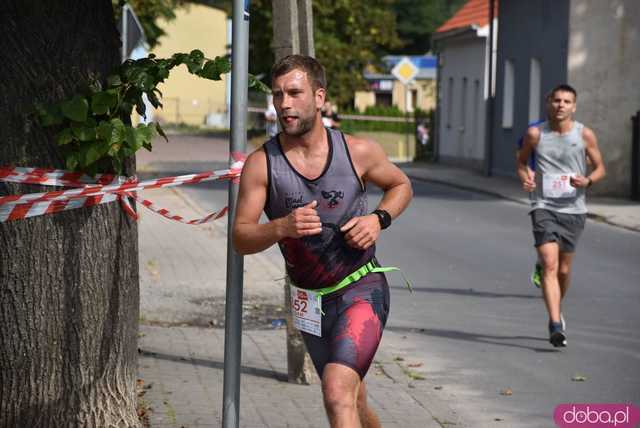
left=543, top=173, right=576, bottom=198
left=290, top=285, right=322, bottom=336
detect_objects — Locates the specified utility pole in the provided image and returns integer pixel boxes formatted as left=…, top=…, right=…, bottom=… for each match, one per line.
left=221, top=0, right=250, bottom=426
left=271, top=0, right=318, bottom=385
left=484, top=0, right=496, bottom=176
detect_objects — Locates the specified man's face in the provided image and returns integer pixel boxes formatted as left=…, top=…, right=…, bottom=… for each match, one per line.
left=272, top=69, right=325, bottom=137
left=547, top=90, right=576, bottom=122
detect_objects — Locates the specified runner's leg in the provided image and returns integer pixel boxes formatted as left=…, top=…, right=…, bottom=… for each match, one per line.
left=322, top=363, right=361, bottom=428
left=357, top=380, right=381, bottom=428
left=558, top=251, right=575, bottom=299
left=537, top=241, right=561, bottom=323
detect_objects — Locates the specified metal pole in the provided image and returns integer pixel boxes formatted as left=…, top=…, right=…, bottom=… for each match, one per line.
left=484, top=0, right=495, bottom=176
left=632, top=112, right=639, bottom=201
left=121, top=5, right=128, bottom=62
left=405, top=84, right=411, bottom=161
left=222, top=0, right=249, bottom=426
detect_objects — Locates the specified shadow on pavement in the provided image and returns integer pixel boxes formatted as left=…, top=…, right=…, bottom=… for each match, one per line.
left=386, top=325, right=559, bottom=353
left=389, top=285, right=539, bottom=300
left=138, top=348, right=289, bottom=382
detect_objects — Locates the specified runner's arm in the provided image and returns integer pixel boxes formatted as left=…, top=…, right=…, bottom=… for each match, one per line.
left=232, top=150, right=322, bottom=255
left=574, top=127, right=605, bottom=187
left=516, top=127, right=539, bottom=192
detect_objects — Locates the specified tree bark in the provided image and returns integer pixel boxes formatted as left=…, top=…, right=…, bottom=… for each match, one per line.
left=0, top=2, right=140, bottom=426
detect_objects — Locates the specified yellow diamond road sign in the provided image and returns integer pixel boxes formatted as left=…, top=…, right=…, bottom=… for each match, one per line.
left=391, top=57, right=419, bottom=85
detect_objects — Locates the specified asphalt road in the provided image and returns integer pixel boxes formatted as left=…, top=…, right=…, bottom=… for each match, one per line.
left=374, top=180, right=640, bottom=426
left=140, top=136, right=640, bottom=427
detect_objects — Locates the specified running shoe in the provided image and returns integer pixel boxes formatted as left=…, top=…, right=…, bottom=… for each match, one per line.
left=548, top=321, right=567, bottom=347
left=530, top=262, right=542, bottom=288
left=560, top=313, right=566, bottom=331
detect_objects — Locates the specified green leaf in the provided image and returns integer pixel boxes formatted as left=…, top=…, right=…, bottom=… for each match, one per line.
left=215, top=56, right=231, bottom=74
left=121, top=146, right=135, bottom=158
left=88, top=78, right=103, bottom=93
left=60, top=95, right=89, bottom=122
left=91, top=90, right=118, bottom=115
left=136, top=123, right=155, bottom=141
left=198, top=59, right=224, bottom=80
left=124, top=127, right=143, bottom=151
left=108, top=143, right=121, bottom=157
left=56, top=128, right=75, bottom=146
left=107, top=74, right=122, bottom=87
left=147, top=91, right=162, bottom=109
left=155, top=122, right=168, bottom=142
left=135, top=98, right=146, bottom=117
left=111, top=157, right=123, bottom=175
left=119, top=101, right=134, bottom=116
left=189, top=49, right=205, bottom=62
left=79, top=141, right=103, bottom=167
left=98, top=118, right=126, bottom=146
left=156, top=67, right=169, bottom=81
left=35, top=103, right=64, bottom=127
left=186, top=59, right=203, bottom=74
left=71, top=123, right=96, bottom=142
left=66, top=153, right=79, bottom=171
left=171, top=53, right=189, bottom=65
left=249, top=75, right=270, bottom=93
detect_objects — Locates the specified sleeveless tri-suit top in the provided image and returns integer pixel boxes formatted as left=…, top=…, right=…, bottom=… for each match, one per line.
left=263, top=128, right=375, bottom=290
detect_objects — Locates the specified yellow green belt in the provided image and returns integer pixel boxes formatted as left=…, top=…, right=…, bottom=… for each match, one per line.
left=308, top=260, right=413, bottom=313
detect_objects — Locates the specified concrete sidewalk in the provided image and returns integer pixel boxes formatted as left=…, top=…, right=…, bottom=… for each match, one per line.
left=401, top=162, right=640, bottom=232
left=137, top=187, right=463, bottom=428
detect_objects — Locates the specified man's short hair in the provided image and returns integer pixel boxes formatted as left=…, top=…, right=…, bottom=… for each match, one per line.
left=271, top=55, right=327, bottom=91
left=547, top=84, right=578, bottom=101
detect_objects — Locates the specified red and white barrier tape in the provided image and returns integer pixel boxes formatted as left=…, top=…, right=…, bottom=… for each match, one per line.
left=0, top=153, right=245, bottom=224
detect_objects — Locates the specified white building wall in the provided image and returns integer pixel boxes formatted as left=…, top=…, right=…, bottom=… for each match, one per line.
left=438, top=36, right=487, bottom=170
left=568, top=0, right=640, bottom=195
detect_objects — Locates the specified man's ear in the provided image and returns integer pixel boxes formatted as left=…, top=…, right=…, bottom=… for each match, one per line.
left=315, top=88, right=326, bottom=110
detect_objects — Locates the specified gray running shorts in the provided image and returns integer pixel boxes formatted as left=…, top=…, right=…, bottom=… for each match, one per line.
left=530, top=209, right=586, bottom=253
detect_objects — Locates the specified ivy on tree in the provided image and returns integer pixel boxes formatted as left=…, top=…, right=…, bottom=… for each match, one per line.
left=36, top=49, right=268, bottom=176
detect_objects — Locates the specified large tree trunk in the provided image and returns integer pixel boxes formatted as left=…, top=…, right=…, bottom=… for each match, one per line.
left=0, top=2, right=140, bottom=426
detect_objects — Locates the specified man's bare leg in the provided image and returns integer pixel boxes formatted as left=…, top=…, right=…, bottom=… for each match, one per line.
left=322, top=363, right=361, bottom=428
left=357, top=380, right=381, bottom=428
left=558, top=251, right=575, bottom=300
left=537, top=242, right=561, bottom=323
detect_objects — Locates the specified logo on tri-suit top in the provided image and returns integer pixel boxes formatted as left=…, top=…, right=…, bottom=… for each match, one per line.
left=285, top=192, right=306, bottom=209
left=321, top=190, right=344, bottom=208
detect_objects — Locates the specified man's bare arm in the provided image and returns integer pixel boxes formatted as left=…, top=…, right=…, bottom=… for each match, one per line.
left=339, top=136, right=413, bottom=250
left=517, top=127, right=539, bottom=192
left=571, top=127, right=605, bottom=188
left=232, top=150, right=322, bottom=255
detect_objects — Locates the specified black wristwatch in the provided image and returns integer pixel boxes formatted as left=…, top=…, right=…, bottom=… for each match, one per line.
left=372, top=209, right=392, bottom=230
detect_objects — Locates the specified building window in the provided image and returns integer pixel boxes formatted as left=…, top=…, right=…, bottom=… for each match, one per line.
left=473, top=79, right=480, bottom=138
left=447, top=77, right=454, bottom=128
left=529, top=58, right=541, bottom=123
left=375, top=92, right=392, bottom=107
left=502, top=60, right=514, bottom=128
left=460, top=78, right=468, bottom=133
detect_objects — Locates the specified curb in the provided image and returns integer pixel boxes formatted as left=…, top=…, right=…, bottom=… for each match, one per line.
left=405, top=173, right=640, bottom=233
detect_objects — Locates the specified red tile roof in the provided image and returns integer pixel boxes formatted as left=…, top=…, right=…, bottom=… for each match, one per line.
left=436, top=0, right=498, bottom=33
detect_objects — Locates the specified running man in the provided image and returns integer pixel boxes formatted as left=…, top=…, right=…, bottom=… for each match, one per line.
left=232, top=55, right=413, bottom=427
left=517, top=84, right=605, bottom=347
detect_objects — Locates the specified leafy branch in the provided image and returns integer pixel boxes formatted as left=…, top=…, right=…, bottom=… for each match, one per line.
left=36, top=49, right=269, bottom=175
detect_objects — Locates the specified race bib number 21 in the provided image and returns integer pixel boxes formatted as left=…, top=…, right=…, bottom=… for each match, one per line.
left=543, top=173, right=576, bottom=198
